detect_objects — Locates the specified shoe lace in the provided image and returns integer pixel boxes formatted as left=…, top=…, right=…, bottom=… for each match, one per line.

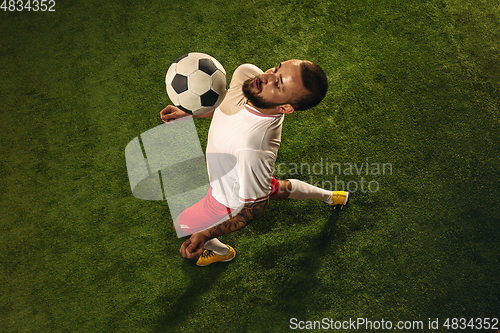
left=201, top=250, right=216, bottom=259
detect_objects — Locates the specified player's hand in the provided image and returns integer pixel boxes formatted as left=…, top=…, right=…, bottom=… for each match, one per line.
left=179, top=232, right=208, bottom=259
left=160, top=105, right=189, bottom=123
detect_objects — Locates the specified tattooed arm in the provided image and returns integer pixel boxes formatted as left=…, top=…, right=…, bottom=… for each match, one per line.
left=204, top=199, right=268, bottom=239
left=179, top=199, right=269, bottom=259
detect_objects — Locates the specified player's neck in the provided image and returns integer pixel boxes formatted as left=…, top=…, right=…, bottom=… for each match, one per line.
left=246, top=102, right=281, bottom=115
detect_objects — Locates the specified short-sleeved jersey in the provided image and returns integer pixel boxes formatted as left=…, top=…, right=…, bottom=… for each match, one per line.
left=206, top=64, right=284, bottom=209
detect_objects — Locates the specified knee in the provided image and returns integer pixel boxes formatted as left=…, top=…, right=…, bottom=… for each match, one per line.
left=270, top=179, right=291, bottom=200
left=279, top=179, right=292, bottom=193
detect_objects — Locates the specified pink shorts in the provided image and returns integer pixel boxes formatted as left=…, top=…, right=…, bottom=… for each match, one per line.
left=178, top=177, right=280, bottom=234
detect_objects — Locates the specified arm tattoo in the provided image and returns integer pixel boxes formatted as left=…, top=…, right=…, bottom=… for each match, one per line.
left=204, top=199, right=268, bottom=239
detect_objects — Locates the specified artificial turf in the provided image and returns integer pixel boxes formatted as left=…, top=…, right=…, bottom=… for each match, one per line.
left=1, top=0, right=499, bottom=332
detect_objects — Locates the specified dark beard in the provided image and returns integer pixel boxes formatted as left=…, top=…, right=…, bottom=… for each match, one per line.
left=242, top=77, right=280, bottom=110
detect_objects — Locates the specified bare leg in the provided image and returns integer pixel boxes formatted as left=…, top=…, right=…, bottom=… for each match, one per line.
left=270, top=179, right=292, bottom=200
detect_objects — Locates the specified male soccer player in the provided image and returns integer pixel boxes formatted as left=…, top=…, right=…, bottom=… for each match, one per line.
left=160, top=59, right=349, bottom=266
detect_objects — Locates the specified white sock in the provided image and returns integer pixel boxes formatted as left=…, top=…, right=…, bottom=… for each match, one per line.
left=204, top=238, right=229, bottom=255
left=287, top=179, right=333, bottom=204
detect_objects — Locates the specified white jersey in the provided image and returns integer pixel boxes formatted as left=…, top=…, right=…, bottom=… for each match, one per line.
left=206, top=64, right=284, bottom=209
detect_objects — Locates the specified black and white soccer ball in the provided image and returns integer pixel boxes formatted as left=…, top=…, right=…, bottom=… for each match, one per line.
left=165, top=53, right=227, bottom=115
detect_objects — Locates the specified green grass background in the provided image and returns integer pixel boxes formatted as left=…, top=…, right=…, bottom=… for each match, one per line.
left=1, top=0, right=499, bottom=332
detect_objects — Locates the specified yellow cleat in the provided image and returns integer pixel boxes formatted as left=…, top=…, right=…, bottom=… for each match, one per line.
left=196, top=245, right=236, bottom=266
left=330, top=191, right=350, bottom=210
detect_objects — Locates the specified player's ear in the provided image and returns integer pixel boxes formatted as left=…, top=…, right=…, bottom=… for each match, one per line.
left=277, top=104, right=295, bottom=114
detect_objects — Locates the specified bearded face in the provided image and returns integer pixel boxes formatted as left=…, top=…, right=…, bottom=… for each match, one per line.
left=242, top=77, right=281, bottom=110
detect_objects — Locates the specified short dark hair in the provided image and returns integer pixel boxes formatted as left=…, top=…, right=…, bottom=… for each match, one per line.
left=291, top=61, right=328, bottom=111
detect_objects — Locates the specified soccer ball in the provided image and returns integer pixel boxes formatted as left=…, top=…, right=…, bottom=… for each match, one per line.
left=165, top=52, right=227, bottom=115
